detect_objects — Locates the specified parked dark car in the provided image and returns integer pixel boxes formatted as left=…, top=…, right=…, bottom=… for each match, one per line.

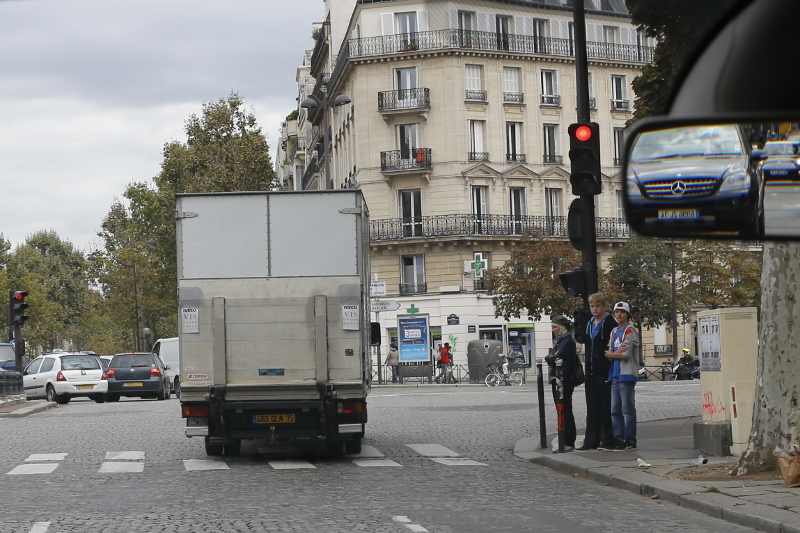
left=626, top=123, right=765, bottom=238
left=759, top=141, right=800, bottom=181
left=106, top=352, right=171, bottom=401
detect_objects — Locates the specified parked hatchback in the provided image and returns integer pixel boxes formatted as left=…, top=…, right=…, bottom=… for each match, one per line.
left=106, top=352, right=171, bottom=401
left=23, top=352, right=108, bottom=404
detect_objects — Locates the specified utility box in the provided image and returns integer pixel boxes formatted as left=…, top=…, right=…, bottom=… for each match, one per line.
left=693, top=308, right=758, bottom=456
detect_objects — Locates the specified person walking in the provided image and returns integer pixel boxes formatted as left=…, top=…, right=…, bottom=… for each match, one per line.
left=605, top=302, right=641, bottom=451
left=577, top=293, right=617, bottom=451
left=545, top=315, right=578, bottom=453
left=385, top=342, right=399, bottom=383
left=436, top=343, right=452, bottom=383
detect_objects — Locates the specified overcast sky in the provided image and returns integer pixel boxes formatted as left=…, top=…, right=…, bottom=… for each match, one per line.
left=0, top=0, right=321, bottom=251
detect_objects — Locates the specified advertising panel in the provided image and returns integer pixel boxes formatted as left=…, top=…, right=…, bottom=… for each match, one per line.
left=398, top=314, right=430, bottom=362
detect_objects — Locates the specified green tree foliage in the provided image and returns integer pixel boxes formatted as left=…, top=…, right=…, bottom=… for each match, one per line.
left=89, top=92, right=277, bottom=352
left=483, top=233, right=582, bottom=321
left=604, top=234, right=676, bottom=329
left=627, top=0, right=740, bottom=119
left=678, top=240, right=762, bottom=310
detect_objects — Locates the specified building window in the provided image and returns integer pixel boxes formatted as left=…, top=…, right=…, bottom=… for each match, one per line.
left=611, top=75, right=628, bottom=110
left=472, top=185, right=488, bottom=234
left=588, top=72, right=596, bottom=108
left=469, top=120, right=487, bottom=161
left=603, top=25, right=619, bottom=44
left=395, top=67, right=419, bottom=108
left=496, top=15, right=512, bottom=51
left=399, top=189, right=422, bottom=237
left=506, top=122, right=524, bottom=162
left=613, top=127, right=625, bottom=166
left=503, top=67, right=523, bottom=103
left=458, top=11, right=474, bottom=47
left=398, top=123, right=419, bottom=160
left=541, top=70, right=560, bottom=106
left=397, top=12, right=418, bottom=49
left=510, top=187, right=527, bottom=234
left=616, top=190, right=624, bottom=220
left=465, top=65, right=485, bottom=101
left=545, top=188, right=562, bottom=218
left=543, top=124, right=561, bottom=164
left=401, top=255, right=426, bottom=294
left=532, top=18, right=547, bottom=53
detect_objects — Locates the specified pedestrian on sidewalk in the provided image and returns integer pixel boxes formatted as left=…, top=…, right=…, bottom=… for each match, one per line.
left=545, top=315, right=578, bottom=453
left=385, top=342, right=399, bottom=383
left=578, top=293, right=617, bottom=451
left=435, top=343, right=452, bottom=383
left=605, top=302, right=641, bottom=451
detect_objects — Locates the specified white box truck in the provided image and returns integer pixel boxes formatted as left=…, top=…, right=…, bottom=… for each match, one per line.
left=176, top=191, right=371, bottom=456
left=152, top=337, right=179, bottom=395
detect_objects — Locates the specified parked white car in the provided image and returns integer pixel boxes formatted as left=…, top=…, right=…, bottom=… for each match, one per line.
left=23, top=351, right=108, bottom=404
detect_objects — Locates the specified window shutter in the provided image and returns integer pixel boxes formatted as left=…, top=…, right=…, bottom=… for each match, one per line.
left=466, top=65, right=481, bottom=90
left=477, top=12, right=492, bottom=32
left=504, top=68, right=518, bottom=94
left=417, top=10, right=428, bottom=32
left=381, top=13, right=394, bottom=36
left=449, top=8, right=458, bottom=29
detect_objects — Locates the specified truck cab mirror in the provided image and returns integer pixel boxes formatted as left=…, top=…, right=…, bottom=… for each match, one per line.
left=370, top=322, right=381, bottom=346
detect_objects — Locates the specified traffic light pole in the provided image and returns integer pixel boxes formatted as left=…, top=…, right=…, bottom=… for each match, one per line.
left=13, top=324, right=22, bottom=372
left=573, top=0, right=599, bottom=303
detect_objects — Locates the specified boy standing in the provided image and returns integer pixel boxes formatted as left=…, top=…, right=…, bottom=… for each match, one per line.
left=605, top=302, right=640, bottom=451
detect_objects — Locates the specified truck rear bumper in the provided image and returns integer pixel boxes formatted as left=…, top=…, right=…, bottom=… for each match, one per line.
left=338, top=423, right=363, bottom=434
left=186, top=426, right=209, bottom=437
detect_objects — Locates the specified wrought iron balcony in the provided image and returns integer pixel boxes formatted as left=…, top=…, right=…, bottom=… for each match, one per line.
left=465, top=90, right=487, bottom=102
left=301, top=156, right=319, bottom=190
left=378, top=88, right=430, bottom=112
left=506, top=153, right=526, bottom=163
left=400, top=283, right=427, bottom=295
left=543, top=154, right=564, bottom=165
left=541, top=94, right=561, bottom=106
left=469, top=152, right=490, bottom=162
left=589, top=97, right=597, bottom=109
left=474, top=279, right=488, bottom=291
left=329, top=29, right=655, bottom=92
left=503, top=92, right=524, bottom=104
left=369, top=214, right=631, bottom=242
left=611, top=99, right=630, bottom=111
left=381, top=148, right=432, bottom=172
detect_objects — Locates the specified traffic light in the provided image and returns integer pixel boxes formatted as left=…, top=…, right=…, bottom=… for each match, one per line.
left=568, top=122, right=602, bottom=195
left=9, top=290, right=29, bottom=327
left=572, top=306, right=591, bottom=345
left=558, top=268, right=588, bottom=299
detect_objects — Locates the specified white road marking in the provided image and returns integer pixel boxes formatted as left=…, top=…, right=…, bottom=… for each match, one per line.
left=352, top=459, right=401, bottom=467
left=430, top=457, right=487, bottom=466
left=406, top=444, right=460, bottom=457
left=29, top=522, right=51, bottom=533
left=393, top=517, right=411, bottom=523
left=99, top=461, right=144, bottom=473
left=7, top=464, right=59, bottom=475
left=183, top=459, right=230, bottom=471
left=25, top=453, right=67, bottom=462
left=268, top=460, right=316, bottom=470
left=391, top=516, right=429, bottom=532
left=105, top=451, right=145, bottom=460
left=346, top=445, right=384, bottom=458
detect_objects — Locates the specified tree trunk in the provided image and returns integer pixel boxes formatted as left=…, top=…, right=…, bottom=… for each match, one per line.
left=735, top=242, right=800, bottom=475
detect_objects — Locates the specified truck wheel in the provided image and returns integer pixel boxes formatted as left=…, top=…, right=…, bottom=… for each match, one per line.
left=344, top=438, right=362, bottom=455
left=224, top=439, right=242, bottom=457
left=326, top=439, right=344, bottom=457
left=174, top=378, right=181, bottom=398
left=204, top=437, right=224, bottom=457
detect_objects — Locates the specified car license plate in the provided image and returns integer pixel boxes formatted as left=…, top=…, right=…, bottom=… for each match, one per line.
left=658, top=209, right=699, bottom=220
left=771, top=170, right=788, bottom=176
left=122, top=382, right=143, bottom=387
left=76, top=385, right=94, bottom=390
left=253, top=414, right=296, bottom=424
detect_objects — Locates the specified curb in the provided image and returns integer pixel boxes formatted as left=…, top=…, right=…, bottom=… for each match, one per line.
left=516, top=449, right=800, bottom=532
left=0, top=401, right=57, bottom=418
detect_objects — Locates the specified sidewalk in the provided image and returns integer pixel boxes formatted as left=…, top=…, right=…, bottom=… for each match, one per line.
left=515, top=417, right=800, bottom=533
left=0, top=399, right=56, bottom=418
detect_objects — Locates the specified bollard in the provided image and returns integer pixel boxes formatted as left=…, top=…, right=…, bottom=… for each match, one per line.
left=536, top=363, right=547, bottom=449
left=555, top=359, right=564, bottom=454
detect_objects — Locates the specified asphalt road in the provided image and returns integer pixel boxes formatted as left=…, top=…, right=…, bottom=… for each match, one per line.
left=0, top=380, right=759, bottom=532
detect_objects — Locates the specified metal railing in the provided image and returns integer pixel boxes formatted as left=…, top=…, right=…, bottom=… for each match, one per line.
left=611, top=99, right=630, bottom=111
left=0, top=371, right=24, bottom=401
left=506, top=153, right=526, bottom=163
left=543, top=154, right=564, bottom=164
left=378, top=88, right=430, bottom=111
left=370, top=214, right=631, bottom=241
left=301, top=156, right=318, bottom=190
left=465, top=90, right=487, bottom=101
left=380, top=148, right=432, bottom=172
left=469, top=152, right=490, bottom=161
left=541, top=94, right=561, bottom=106
left=400, top=283, right=427, bottom=295
left=503, top=92, right=525, bottom=104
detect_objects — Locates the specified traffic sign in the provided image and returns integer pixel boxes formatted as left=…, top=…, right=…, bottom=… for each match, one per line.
left=369, top=281, right=387, bottom=297
left=370, top=300, right=401, bottom=313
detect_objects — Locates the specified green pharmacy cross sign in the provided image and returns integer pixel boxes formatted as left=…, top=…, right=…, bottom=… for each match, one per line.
left=470, top=253, right=486, bottom=278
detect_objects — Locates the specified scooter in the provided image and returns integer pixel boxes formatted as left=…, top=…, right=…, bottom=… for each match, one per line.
left=671, top=349, right=700, bottom=380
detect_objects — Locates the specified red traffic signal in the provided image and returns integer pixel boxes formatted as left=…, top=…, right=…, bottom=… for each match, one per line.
left=12, top=291, right=27, bottom=300
left=568, top=122, right=602, bottom=195
left=574, top=125, right=593, bottom=142
left=9, top=290, right=29, bottom=327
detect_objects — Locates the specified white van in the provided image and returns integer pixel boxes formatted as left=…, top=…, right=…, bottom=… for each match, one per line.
left=152, top=337, right=179, bottom=396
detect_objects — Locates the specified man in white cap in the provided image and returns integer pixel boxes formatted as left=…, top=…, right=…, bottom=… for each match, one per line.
left=604, top=301, right=640, bottom=451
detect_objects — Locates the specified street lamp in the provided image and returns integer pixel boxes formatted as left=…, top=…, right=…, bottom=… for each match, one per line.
left=300, top=90, right=351, bottom=189
left=87, top=252, right=141, bottom=352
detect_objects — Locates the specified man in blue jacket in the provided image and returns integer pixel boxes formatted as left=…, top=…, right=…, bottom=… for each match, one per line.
left=577, top=293, right=617, bottom=451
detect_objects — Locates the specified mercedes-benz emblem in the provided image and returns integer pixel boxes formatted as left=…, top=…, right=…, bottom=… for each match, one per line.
left=671, top=181, right=687, bottom=195
left=81, top=370, right=86, bottom=375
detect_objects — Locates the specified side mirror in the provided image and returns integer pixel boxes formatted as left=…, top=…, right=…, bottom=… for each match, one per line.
left=164, top=364, right=171, bottom=370
left=622, top=117, right=800, bottom=240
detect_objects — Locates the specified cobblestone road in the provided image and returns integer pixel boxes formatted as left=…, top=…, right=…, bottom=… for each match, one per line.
left=0, top=381, right=758, bottom=532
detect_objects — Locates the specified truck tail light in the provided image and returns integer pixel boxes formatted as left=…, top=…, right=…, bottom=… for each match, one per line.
left=337, top=402, right=364, bottom=414
left=182, top=404, right=210, bottom=417
left=56, top=371, right=66, bottom=382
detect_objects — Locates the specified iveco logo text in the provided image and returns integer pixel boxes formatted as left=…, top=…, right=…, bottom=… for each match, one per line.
left=671, top=181, right=687, bottom=195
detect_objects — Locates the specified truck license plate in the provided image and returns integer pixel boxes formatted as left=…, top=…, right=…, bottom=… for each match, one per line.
left=253, top=414, right=296, bottom=424
left=658, top=209, right=699, bottom=220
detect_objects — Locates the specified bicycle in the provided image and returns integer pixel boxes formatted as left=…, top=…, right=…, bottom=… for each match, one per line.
left=484, top=363, right=524, bottom=387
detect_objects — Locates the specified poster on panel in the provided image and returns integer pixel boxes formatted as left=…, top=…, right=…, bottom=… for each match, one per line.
left=398, top=314, right=430, bottom=362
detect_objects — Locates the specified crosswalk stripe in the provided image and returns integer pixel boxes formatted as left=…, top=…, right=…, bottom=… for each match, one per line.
left=8, top=464, right=59, bottom=475
left=25, top=453, right=67, bottom=462
left=346, top=445, right=384, bottom=458
left=430, top=458, right=487, bottom=466
left=268, top=460, right=316, bottom=470
left=105, top=451, right=145, bottom=461
left=405, top=444, right=460, bottom=457
left=99, top=462, right=144, bottom=473
left=183, top=459, right=230, bottom=471
left=352, top=458, right=401, bottom=467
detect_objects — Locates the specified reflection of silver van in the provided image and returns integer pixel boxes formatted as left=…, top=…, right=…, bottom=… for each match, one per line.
left=152, top=337, right=179, bottom=396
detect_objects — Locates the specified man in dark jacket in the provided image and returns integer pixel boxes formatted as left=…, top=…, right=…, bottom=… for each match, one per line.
left=577, top=293, right=617, bottom=451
